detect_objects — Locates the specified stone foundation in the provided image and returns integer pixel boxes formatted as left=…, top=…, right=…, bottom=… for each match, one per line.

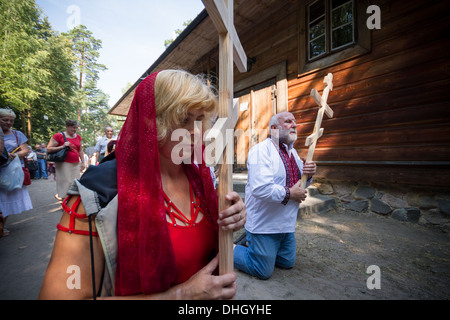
left=312, top=178, right=450, bottom=232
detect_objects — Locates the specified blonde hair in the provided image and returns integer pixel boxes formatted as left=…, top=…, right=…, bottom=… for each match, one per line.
left=154, top=70, right=217, bottom=143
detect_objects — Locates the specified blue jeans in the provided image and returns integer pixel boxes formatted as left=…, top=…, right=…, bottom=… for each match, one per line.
left=35, top=158, right=48, bottom=179
left=234, top=231, right=296, bottom=280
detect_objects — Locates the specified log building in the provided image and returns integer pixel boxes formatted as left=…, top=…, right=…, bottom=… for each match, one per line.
left=110, top=0, right=450, bottom=191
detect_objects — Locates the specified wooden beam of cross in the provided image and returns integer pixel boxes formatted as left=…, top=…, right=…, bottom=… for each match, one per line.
left=204, top=98, right=239, bottom=166
left=300, top=73, right=334, bottom=189
left=202, top=0, right=247, bottom=275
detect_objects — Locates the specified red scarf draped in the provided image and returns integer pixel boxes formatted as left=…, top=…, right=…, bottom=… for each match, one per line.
left=114, top=72, right=218, bottom=296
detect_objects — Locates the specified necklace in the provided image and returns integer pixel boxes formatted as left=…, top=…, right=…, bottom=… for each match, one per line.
left=163, top=183, right=204, bottom=227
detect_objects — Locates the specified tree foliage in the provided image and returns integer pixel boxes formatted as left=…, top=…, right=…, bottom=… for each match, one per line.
left=0, top=0, right=120, bottom=147
left=164, top=19, right=192, bottom=48
left=62, top=25, right=116, bottom=146
left=1, top=0, right=47, bottom=109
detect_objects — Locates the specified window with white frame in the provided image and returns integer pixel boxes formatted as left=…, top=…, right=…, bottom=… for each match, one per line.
left=298, top=0, right=370, bottom=75
left=308, top=0, right=356, bottom=61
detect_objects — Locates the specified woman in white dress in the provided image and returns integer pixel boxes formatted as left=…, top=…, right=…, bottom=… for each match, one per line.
left=0, top=108, right=33, bottom=237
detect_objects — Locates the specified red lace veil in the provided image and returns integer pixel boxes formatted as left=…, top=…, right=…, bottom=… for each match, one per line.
left=114, top=71, right=218, bottom=296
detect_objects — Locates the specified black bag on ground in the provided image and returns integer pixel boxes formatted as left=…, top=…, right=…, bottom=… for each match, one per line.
left=47, top=132, right=70, bottom=162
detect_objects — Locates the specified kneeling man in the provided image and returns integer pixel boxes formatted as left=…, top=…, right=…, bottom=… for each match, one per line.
left=234, top=111, right=316, bottom=280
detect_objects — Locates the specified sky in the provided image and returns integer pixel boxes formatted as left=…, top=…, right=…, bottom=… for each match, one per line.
left=35, top=0, right=206, bottom=109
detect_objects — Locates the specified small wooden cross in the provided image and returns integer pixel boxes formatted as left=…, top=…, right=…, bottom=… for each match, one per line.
left=300, top=73, right=334, bottom=189
left=202, top=0, right=247, bottom=275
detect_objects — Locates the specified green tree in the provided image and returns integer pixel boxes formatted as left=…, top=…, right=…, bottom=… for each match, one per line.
left=63, top=25, right=114, bottom=147
left=164, top=19, right=192, bottom=48
left=31, top=31, right=78, bottom=144
left=0, top=2, right=114, bottom=147
left=0, top=0, right=45, bottom=111
left=121, top=82, right=133, bottom=94
left=0, top=0, right=77, bottom=143
left=63, top=25, right=107, bottom=121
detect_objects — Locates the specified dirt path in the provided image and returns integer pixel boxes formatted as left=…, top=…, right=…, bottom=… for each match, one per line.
left=235, top=208, right=450, bottom=300
left=2, top=179, right=449, bottom=300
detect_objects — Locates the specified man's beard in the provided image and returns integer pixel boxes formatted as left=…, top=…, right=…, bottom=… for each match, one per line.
left=279, top=128, right=297, bottom=145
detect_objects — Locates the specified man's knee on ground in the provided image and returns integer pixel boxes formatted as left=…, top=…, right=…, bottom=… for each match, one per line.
left=276, top=253, right=296, bottom=270
left=252, top=261, right=275, bottom=280
left=254, top=269, right=273, bottom=280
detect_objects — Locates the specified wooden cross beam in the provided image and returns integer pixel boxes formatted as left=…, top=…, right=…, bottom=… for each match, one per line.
left=202, top=0, right=247, bottom=275
left=204, top=98, right=239, bottom=166
left=202, top=0, right=247, bottom=73
left=300, top=73, right=334, bottom=189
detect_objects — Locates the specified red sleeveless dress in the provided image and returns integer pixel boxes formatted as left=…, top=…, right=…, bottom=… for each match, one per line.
left=164, top=184, right=217, bottom=284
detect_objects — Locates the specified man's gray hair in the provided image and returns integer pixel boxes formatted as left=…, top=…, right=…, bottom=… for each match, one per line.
left=268, top=114, right=281, bottom=134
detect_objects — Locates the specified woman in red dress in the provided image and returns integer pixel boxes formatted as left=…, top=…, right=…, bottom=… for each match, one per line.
left=39, top=70, right=246, bottom=299
left=47, top=120, right=85, bottom=201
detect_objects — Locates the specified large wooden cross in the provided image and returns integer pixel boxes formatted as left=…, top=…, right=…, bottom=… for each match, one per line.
left=202, top=0, right=247, bottom=275
left=300, top=73, right=334, bottom=189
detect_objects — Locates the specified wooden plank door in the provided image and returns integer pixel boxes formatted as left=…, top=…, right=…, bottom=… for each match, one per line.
left=234, top=80, right=276, bottom=171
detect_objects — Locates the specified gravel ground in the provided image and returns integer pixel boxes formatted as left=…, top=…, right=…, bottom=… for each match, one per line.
left=235, top=207, right=450, bottom=300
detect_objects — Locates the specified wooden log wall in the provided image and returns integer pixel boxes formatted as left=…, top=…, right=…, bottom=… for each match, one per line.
left=195, top=0, right=450, bottom=187
left=289, top=0, right=450, bottom=186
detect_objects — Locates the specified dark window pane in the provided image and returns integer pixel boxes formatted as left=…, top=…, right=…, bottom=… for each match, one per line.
left=309, top=0, right=325, bottom=22
left=332, top=0, right=350, bottom=9
left=332, top=24, right=353, bottom=49
left=332, top=2, right=353, bottom=28
left=309, top=18, right=325, bottom=40
left=310, top=35, right=326, bottom=59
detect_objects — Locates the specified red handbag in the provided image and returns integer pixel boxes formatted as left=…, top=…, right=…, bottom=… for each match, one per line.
left=22, top=166, right=31, bottom=186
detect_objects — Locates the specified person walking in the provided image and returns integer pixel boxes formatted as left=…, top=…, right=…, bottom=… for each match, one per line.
left=47, top=120, right=85, bottom=201
left=40, top=142, right=48, bottom=177
left=94, top=126, right=115, bottom=163
left=233, top=111, right=317, bottom=280
left=34, top=144, right=48, bottom=179
left=26, top=146, right=38, bottom=179
left=0, top=108, right=33, bottom=237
